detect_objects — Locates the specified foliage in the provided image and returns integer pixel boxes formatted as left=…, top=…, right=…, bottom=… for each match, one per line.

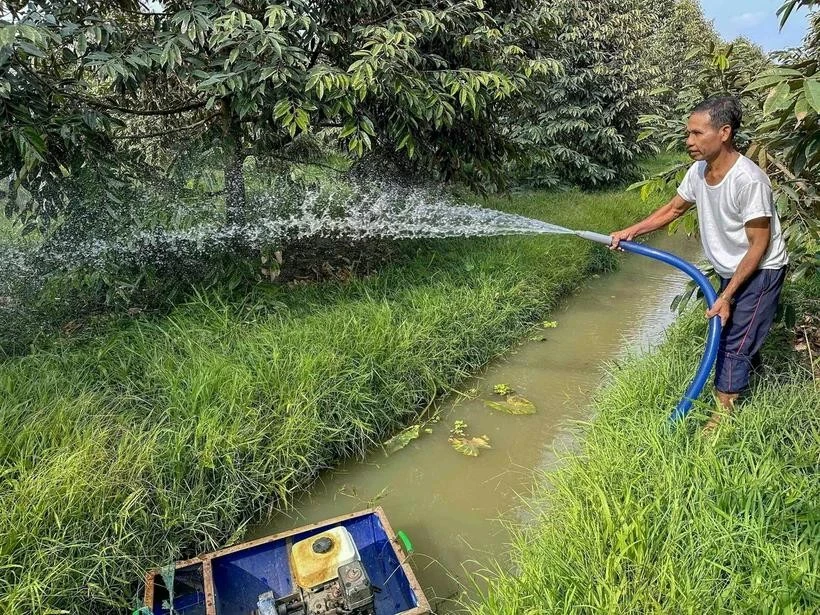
left=492, top=382, right=514, bottom=395
left=778, top=0, right=819, bottom=28
left=381, top=423, right=421, bottom=456
left=747, top=8, right=820, bottom=279
left=629, top=40, right=770, bottom=238
left=640, top=0, right=721, bottom=110
left=448, top=419, right=491, bottom=456
left=637, top=38, right=771, bottom=157
left=509, top=0, right=658, bottom=187
left=0, top=0, right=556, bottom=231
left=449, top=434, right=492, bottom=456
left=468, top=308, right=820, bottom=614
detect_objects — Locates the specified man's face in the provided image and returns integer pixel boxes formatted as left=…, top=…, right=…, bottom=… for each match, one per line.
left=685, top=112, right=731, bottom=161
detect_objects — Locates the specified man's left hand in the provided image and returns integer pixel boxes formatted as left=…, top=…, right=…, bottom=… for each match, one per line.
left=706, top=297, right=732, bottom=326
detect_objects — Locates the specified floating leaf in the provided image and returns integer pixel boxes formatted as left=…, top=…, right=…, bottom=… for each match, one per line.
left=492, top=383, right=514, bottom=395
left=542, top=321, right=558, bottom=328
left=506, top=394, right=537, bottom=413
left=484, top=394, right=537, bottom=415
left=382, top=424, right=420, bottom=456
left=485, top=400, right=507, bottom=413
left=449, top=435, right=491, bottom=456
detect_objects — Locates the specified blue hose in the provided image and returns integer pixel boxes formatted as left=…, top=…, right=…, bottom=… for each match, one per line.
left=575, top=231, right=721, bottom=420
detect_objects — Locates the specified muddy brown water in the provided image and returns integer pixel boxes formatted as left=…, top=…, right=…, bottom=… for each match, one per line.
left=249, top=233, right=703, bottom=612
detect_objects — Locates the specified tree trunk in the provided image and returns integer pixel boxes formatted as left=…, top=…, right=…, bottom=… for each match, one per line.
left=223, top=102, right=247, bottom=226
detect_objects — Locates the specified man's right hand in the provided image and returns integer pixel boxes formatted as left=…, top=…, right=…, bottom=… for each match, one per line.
left=609, top=228, right=637, bottom=250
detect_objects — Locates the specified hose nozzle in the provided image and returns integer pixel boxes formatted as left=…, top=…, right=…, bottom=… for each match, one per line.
left=575, top=230, right=613, bottom=246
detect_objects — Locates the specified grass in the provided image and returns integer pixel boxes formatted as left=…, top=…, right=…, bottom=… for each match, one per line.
left=0, top=183, right=662, bottom=612
left=467, top=279, right=820, bottom=614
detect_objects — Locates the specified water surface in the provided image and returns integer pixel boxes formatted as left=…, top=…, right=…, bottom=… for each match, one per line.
left=250, top=232, right=703, bottom=612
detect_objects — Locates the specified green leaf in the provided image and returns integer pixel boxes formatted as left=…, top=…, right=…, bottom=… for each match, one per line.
left=382, top=424, right=421, bottom=456
left=763, top=82, right=792, bottom=115
left=626, top=178, right=651, bottom=193
left=449, top=435, right=491, bottom=457
left=0, top=25, right=15, bottom=47
left=273, top=98, right=291, bottom=119
left=18, top=41, right=45, bottom=58
left=803, top=79, right=820, bottom=114
left=794, top=95, right=810, bottom=121
left=777, top=0, right=799, bottom=29
left=484, top=395, right=536, bottom=415
left=745, top=75, right=790, bottom=92
left=197, top=73, right=230, bottom=88
left=755, top=67, right=803, bottom=78
left=293, top=108, right=309, bottom=131
left=360, top=116, right=376, bottom=137
left=75, top=32, right=86, bottom=56
left=339, top=122, right=357, bottom=138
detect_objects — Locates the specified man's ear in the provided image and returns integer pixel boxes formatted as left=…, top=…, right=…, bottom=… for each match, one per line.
left=720, top=125, right=733, bottom=144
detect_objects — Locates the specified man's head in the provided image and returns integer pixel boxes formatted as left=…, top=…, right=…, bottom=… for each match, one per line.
left=686, top=97, right=742, bottom=162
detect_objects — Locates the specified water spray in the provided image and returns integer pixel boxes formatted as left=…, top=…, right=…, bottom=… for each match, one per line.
left=573, top=229, right=721, bottom=422
left=2, top=179, right=719, bottom=420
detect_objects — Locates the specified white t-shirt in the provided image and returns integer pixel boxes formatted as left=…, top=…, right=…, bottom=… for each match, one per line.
left=677, top=155, right=788, bottom=278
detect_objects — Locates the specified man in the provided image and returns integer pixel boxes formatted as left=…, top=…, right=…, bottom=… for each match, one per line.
left=611, top=97, right=789, bottom=429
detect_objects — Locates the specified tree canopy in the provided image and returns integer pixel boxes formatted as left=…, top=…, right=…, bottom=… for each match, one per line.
left=1, top=0, right=560, bottom=229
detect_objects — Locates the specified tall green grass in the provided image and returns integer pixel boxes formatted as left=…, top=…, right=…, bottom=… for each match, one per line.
left=468, top=297, right=819, bottom=614
left=0, top=187, right=658, bottom=612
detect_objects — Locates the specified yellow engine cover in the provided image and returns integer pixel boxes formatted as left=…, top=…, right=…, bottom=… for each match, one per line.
left=291, top=526, right=359, bottom=589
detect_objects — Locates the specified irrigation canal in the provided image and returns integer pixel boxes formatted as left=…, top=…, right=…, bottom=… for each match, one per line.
left=249, top=232, right=703, bottom=612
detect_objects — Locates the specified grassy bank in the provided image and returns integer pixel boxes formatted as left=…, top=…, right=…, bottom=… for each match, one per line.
left=469, top=280, right=820, bottom=614
left=0, top=185, right=659, bottom=612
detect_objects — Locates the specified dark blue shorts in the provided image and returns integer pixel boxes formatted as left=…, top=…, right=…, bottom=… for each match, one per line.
left=714, top=267, right=787, bottom=394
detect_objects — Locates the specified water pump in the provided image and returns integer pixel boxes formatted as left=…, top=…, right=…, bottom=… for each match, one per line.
left=256, top=527, right=375, bottom=615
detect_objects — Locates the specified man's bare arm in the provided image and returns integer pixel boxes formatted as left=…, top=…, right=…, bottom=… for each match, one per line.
left=719, top=218, right=771, bottom=302
left=705, top=217, right=771, bottom=326
left=610, top=194, right=693, bottom=248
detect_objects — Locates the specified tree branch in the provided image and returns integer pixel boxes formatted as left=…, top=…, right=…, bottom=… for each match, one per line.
left=14, top=52, right=208, bottom=117
left=111, top=112, right=220, bottom=139
left=769, top=154, right=811, bottom=194
left=84, top=97, right=208, bottom=116
left=308, top=41, right=323, bottom=69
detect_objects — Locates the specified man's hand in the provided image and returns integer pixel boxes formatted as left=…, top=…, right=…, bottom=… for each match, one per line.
left=609, top=195, right=693, bottom=250
left=609, top=228, right=636, bottom=250
left=706, top=296, right=732, bottom=326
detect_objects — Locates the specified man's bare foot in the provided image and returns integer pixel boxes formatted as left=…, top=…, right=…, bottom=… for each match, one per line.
left=703, top=408, right=731, bottom=432
left=703, top=391, right=738, bottom=433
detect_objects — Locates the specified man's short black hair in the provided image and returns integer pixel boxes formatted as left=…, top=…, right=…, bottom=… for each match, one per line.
left=691, top=96, right=743, bottom=140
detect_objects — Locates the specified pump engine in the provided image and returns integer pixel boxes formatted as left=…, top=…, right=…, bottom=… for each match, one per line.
left=256, top=527, right=375, bottom=615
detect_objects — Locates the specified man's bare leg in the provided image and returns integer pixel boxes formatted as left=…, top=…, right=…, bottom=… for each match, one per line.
left=704, top=390, right=738, bottom=432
